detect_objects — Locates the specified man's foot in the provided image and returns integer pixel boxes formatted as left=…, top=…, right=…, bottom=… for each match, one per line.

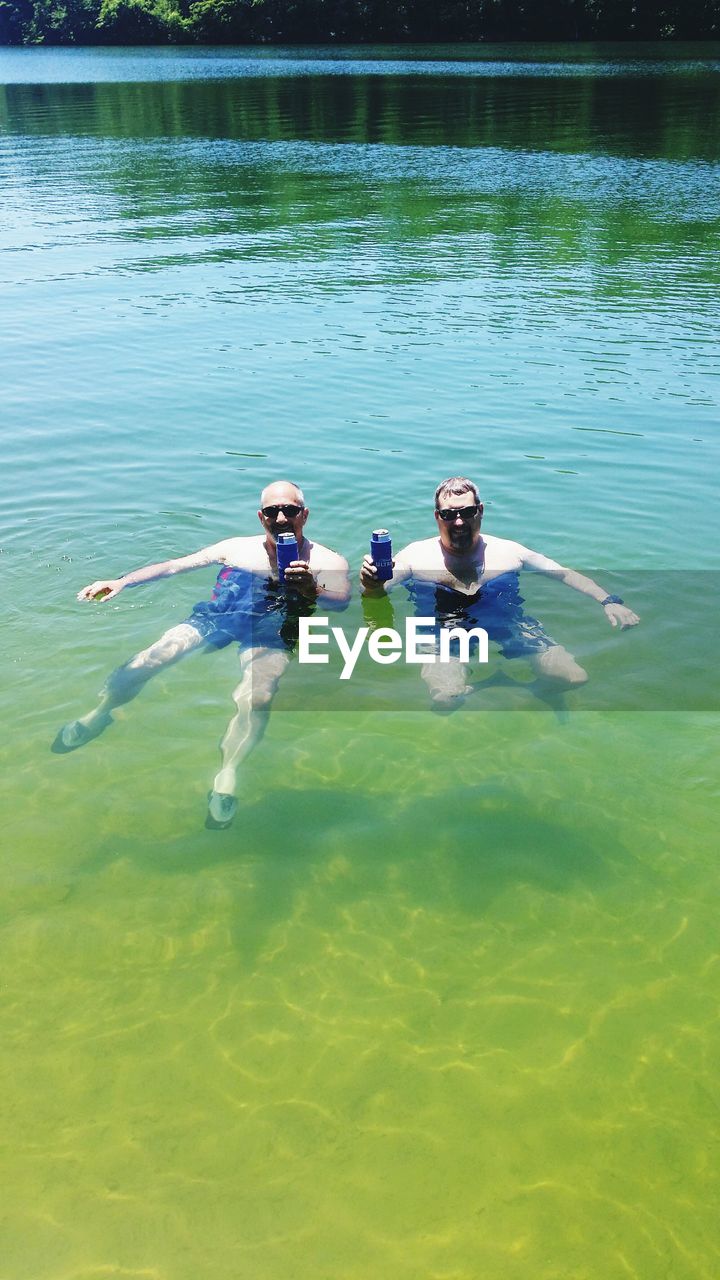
left=205, top=790, right=238, bottom=830
left=51, top=713, right=113, bottom=754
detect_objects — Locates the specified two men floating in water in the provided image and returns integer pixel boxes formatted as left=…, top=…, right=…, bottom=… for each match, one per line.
left=54, top=477, right=639, bottom=828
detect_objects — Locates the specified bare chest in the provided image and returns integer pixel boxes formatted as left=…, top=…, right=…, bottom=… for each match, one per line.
left=414, top=548, right=523, bottom=596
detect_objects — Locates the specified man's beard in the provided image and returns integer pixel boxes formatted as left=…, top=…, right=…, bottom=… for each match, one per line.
left=449, top=525, right=472, bottom=548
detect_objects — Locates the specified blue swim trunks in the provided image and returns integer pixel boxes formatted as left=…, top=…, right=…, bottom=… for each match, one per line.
left=406, top=572, right=555, bottom=660
left=187, top=567, right=310, bottom=652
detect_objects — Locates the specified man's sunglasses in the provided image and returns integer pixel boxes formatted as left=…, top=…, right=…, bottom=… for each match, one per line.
left=262, top=504, right=304, bottom=519
left=436, top=504, right=481, bottom=522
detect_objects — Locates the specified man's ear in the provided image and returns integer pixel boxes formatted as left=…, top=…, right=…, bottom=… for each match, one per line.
left=257, top=509, right=265, bottom=526
left=301, top=507, right=309, bottom=525
left=478, top=503, right=484, bottom=519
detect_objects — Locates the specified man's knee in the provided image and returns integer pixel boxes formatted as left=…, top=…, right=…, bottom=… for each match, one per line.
left=534, top=645, right=588, bottom=686
left=249, top=682, right=277, bottom=711
left=127, top=624, right=203, bottom=673
left=421, top=658, right=471, bottom=709
left=566, top=665, right=589, bottom=687
left=237, top=650, right=289, bottom=711
left=429, top=688, right=468, bottom=713
left=104, top=624, right=203, bottom=703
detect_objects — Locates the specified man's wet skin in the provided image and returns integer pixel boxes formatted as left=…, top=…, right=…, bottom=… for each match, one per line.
left=54, top=480, right=350, bottom=829
left=359, top=476, right=639, bottom=711
left=435, top=495, right=484, bottom=564
left=447, top=521, right=474, bottom=551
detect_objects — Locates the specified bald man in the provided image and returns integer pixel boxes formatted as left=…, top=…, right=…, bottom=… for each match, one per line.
left=53, top=481, right=350, bottom=828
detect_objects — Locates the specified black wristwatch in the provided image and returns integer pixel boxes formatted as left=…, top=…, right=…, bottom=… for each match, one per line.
left=600, top=595, right=624, bottom=607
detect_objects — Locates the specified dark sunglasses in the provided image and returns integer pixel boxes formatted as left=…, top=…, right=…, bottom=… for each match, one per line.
left=436, top=504, right=481, bottom=522
left=262, top=504, right=304, bottom=519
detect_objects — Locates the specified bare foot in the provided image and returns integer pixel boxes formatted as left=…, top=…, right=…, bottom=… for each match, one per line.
left=51, top=712, right=113, bottom=754
left=205, top=790, right=237, bottom=830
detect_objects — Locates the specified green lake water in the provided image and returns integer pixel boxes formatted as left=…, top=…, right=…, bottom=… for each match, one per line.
left=1, top=44, right=719, bottom=1279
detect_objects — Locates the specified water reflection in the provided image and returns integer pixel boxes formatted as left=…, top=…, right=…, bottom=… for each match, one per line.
left=2, top=65, right=720, bottom=160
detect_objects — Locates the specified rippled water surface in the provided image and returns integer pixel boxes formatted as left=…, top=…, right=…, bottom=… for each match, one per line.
left=1, top=45, right=719, bottom=1280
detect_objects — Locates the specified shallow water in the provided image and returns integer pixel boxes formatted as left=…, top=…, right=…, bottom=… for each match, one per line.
left=1, top=45, right=719, bottom=1280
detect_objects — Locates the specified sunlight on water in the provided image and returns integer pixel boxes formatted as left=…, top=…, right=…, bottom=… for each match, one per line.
left=1, top=45, right=719, bottom=1280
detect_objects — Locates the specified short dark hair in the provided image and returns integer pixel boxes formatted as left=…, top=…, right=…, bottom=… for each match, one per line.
left=434, top=477, right=481, bottom=508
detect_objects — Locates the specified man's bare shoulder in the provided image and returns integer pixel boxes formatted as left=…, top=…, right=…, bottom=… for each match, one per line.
left=212, top=536, right=267, bottom=568
left=389, top=535, right=440, bottom=570
left=397, top=537, right=443, bottom=568
left=482, top=533, right=519, bottom=550
left=483, top=533, right=562, bottom=573
left=482, top=533, right=527, bottom=562
left=307, top=541, right=349, bottom=571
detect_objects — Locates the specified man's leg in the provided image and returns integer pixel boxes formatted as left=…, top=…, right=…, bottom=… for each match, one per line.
left=498, top=606, right=588, bottom=690
left=54, top=622, right=206, bottom=752
left=420, top=654, right=472, bottom=713
left=529, top=643, right=588, bottom=686
left=207, top=645, right=290, bottom=827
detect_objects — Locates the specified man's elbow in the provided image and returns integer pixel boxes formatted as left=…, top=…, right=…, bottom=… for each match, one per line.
left=322, top=583, right=351, bottom=611
left=321, top=569, right=351, bottom=611
left=324, top=590, right=351, bottom=612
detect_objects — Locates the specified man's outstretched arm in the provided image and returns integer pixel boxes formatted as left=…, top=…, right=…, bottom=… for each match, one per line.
left=520, top=547, right=639, bottom=629
left=77, top=542, right=231, bottom=602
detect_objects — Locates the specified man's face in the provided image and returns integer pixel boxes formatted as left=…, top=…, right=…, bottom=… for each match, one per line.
left=258, top=483, right=308, bottom=545
left=434, top=491, right=483, bottom=554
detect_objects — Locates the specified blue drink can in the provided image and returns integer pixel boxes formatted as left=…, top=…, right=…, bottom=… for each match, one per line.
left=276, top=532, right=298, bottom=584
left=370, top=529, right=393, bottom=582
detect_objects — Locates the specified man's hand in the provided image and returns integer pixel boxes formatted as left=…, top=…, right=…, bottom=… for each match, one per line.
left=284, top=560, right=318, bottom=600
left=360, top=554, right=392, bottom=596
left=77, top=579, right=125, bottom=602
left=604, top=602, right=639, bottom=629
